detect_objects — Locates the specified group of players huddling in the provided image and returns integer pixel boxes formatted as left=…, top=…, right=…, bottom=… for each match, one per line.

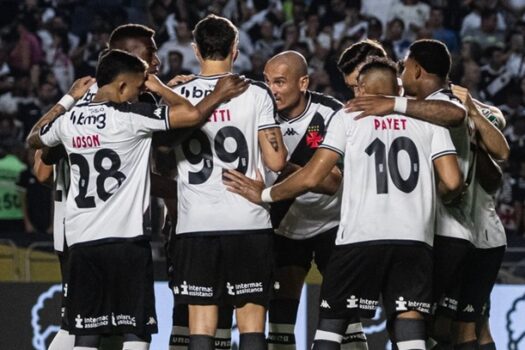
left=25, top=12, right=509, bottom=350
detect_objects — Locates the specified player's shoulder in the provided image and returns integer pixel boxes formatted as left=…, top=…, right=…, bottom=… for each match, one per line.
left=308, top=91, right=344, bottom=112
left=247, top=79, right=273, bottom=99
left=425, top=88, right=463, bottom=105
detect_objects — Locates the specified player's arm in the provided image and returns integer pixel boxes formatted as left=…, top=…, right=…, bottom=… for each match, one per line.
left=276, top=162, right=342, bottom=195
left=433, top=154, right=464, bottom=204
left=476, top=145, right=503, bottom=194
left=33, top=150, right=53, bottom=185
left=259, top=127, right=287, bottom=172
left=224, top=148, right=340, bottom=204
left=345, top=96, right=465, bottom=127
left=144, top=74, right=249, bottom=128
left=27, top=76, right=95, bottom=149
left=150, top=173, right=177, bottom=198
left=467, top=97, right=509, bottom=161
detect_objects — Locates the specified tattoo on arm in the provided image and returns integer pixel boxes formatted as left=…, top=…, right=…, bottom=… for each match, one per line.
left=264, top=129, right=279, bottom=152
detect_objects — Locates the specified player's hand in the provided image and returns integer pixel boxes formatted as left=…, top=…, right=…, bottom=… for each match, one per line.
left=166, top=74, right=195, bottom=87
left=450, top=84, right=468, bottom=105
left=67, top=76, right=96, bottom=100
left=213, top=74, right=249, bottom=102
left=344, top=95, right=395, bottom=119
left=144, top=74, right=165, bottom=93
left=223, top=169, right=265, bottom=204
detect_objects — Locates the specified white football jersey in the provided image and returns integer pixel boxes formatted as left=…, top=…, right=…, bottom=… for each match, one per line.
left=471, top=180, right=506, bottom=248
left=270, top=91, right=342, bottom=239
left=429, top=89, right=475, bottom=242
left=52, top=157, right=69, bottom=252
left=39, top=101, right=170, bottom=246
left=320, top=110, right=456, bottom=247
left=172, top=75, right=278, bottom=235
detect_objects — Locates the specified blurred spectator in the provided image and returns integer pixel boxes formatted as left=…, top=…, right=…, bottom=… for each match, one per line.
left=384, top=18, right=411, bottom=61
left=160, top=50, right=192, bottom=83
left=254, top=19, right=282, bottom=60
left=8, top=15, right=44, bottom=73
left=388, top=0, right=431, bottom=41
left=506, top=30, right=525, bottom=79
left=17, top=149, right=52, bottom=234
left=242, top=50, right=266, bottom=82
left=426, top=6, right=459, bottom=53
left=0, top=140, right=26, bottom=234
left=158, top=20, right=200, bottom=74
left=360, top=0, right=396, bottom=28
left=332, top=4, right=368, bottom=44
left=367, top=17, right=383, bottom=41
left=480, top=45, right=513, bottom=105
left=45, top=28, right=75, bottom=94
left=461, top=0, right=507, bottom=37
left=462, top=10, right=505, bottom=50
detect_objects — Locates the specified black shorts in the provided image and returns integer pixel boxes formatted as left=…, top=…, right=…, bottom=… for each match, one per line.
left=319, top=242, right=433, bottom=321
left=170, top=231, right=274, bottom=307
left=274, top=226, right=337, bottom=274
left=456, top=246, right=505, bottom=322
left=433, top=236, right=473, bottom=316
left=66, top=240, right=157, bottom=336
left=58, top=251, right=70, bottom=331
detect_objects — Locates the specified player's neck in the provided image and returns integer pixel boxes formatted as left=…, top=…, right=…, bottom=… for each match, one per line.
left=199, top=60, right=232, bottom=76
left=416, top=79, right=447, bottom=100
left=281, top=94, right=308, bottom=120
left=92, top=87, right=117, bottom=104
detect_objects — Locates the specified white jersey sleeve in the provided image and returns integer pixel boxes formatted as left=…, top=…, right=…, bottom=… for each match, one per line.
left=319, top=110, right=351, bottom=156
left=430, top=124, right=457, bottom=160
left=256, top=88, right=279, bottom=131
left=39, top=116, right=64, bottom=148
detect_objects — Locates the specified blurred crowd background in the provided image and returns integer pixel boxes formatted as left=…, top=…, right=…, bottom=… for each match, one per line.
left=0, top=0, right=524, bottom=277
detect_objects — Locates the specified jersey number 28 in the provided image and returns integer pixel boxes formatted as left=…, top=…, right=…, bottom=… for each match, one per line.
left=69, top=149, right=126, bottom=208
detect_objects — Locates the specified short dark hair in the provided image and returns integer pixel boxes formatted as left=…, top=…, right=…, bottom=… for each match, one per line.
left=358, top=56, right=398, bottom=78
left=96, top=50, right=148, bottom=87
left=193, top=15, right=238, bottom=60
left=408, top=39, right=451, bottom=79
left=108, top=24, right=155, bottom=48
left=338, top=39, right=387, bottom=75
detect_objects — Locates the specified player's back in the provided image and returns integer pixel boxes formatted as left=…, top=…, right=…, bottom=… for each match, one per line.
left=40, top=101, right=169, bottom=246
left=172, top=75, right=278, bottom=235
left=327, top=111, right=455, bottom=247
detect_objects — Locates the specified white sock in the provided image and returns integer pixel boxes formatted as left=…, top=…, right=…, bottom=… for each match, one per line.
left=122, top=341, right=150, bottom=350
left=49, top=329, right=75, bottom=350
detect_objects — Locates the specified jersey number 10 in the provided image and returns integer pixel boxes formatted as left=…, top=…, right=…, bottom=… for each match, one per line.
left=365, top=136, right=419, bottom=194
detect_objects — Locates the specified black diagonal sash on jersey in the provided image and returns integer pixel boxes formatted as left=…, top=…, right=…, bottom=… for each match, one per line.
left=270, top=112, right=327, bottom=228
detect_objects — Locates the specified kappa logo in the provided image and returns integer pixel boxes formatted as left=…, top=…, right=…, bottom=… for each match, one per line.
left=146, top=317, right=157, bottom=325
left=463, top=304, right=475, bottom=313
left=347, top=295, right=359, bottom=309
left=154, top=107, right=163, bottom=118
left=320, top=300, right=331, bottom=309
left=75, top=314, right=83, bottom=329
left=227, top=282, right=236, bottom=296
left=395, top=297, right=408, bottom=311
left=284, top=128, right=299, bottom=136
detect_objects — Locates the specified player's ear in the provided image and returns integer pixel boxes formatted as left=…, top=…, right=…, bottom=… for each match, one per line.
left=231, top=41, right=239, bottom=63
left=192, top=43, right=203, bottom=64
left=118, top=81, right=127, bottom=99
left=299, top=75, right=309, bottom=93
left=414, top=62, right=422, bottom=80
